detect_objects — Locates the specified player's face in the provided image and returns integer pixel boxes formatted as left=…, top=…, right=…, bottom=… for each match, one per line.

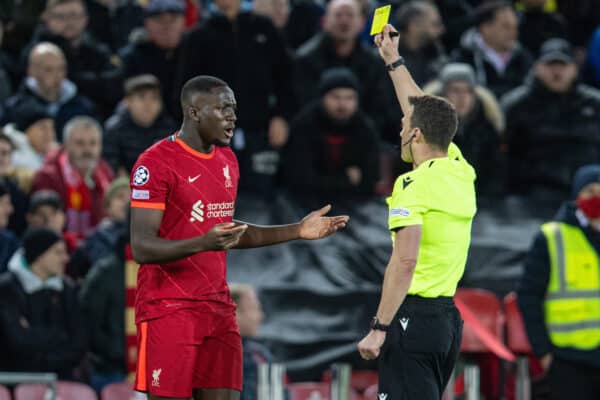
left=196, top=87, right=237, bottom=147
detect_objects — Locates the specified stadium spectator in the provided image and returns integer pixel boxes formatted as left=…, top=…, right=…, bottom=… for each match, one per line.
left=84, top=0, right=145, bottom=51
left=0, top=227, right=87, bottom=379
left=79, top=176, right=130, bottom=267
left=516, top=0, right=567, bottom=55
left=178, top=0, right=296, bottom=193
left=452, top=1, right=533, bottom=98
left=282, top=68, right=379, bottom=196
left=26, top=190, right=77, bottom=247
left=424, top=63, right=505, bottom=198
left=280, top=0, right=323, bottom=50
left=31, top=116, right=113, bottom=239
left=294, top=0, right=398, bottom=142
left=80, top=224, right=130, bottom=392
left=502, top=38, right=600, bottom=201
left=229, top=283, right=272, bottom=400
left=0, top=180, right=18, bottom=272
left=0, top=133, right=29, bottom=236
left=435, top=0, right=473, bottom=52
left=253, top=0, right=290, bottom=33
left=119, top=0, right=186, bottom=119
left=0, top=19, right=13, bottom=102
left=3, top=103, right=57, bottom=172
left=518, top=165, right=600, bottom=400
left=103, top=74, right=177, bottom=175
left=24, top=0, right=123, bottom=118
left=2, top=42, right=95, bottom=139
left=394, top=1, right=446, bottom=86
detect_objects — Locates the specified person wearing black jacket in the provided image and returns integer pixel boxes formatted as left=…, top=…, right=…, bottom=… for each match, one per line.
left=177, top=0, right=296, bottom=193
left=0, top=228, right=87, bottom=379
left=23, top=0, right=123, bottom=118
left=79, top=225, right=129, bottom=392
left=501, top=38, right=600, bottom=201
left=517, top=165, right=600, bottom=400
left=451, top=1, right=532, bottom=98
left=103, top=74, right=176, bottom=175
left=282, top=68, right=379, bottom=197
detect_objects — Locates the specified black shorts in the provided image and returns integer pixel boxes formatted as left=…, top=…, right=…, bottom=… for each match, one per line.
left=378, top=295, right=463, bottom=400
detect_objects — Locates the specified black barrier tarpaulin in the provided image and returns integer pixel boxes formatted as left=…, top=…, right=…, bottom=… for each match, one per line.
left=227, top=192, right=557, bottom=380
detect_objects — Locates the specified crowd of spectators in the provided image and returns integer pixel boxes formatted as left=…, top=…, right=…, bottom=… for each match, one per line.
left=0, top=0, right=599, bottom=396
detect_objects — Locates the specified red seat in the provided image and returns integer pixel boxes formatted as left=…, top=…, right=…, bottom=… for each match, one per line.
left=363, top=384, right=378, bottom=399
left=503, top=292, right=533, bottom=354
left=0, top=385, right=11, bottom=400
left=287, top=382, right=360, bottom=400
left=455, top=288, right=504, bottom=352
left=100, top=382, right=139, bottom=400
left=15, top=382, right=97, bottom=400
left=321, top=370, right=378, bottom=393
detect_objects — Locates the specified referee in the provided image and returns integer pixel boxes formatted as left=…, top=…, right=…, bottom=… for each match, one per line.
left=357, top=24, right=477, bottom=400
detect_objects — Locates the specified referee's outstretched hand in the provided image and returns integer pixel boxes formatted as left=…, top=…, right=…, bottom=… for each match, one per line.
left=374, top=24, right=401, bottom=64
left=298, top=204, right=349, bottom=240
left=200, top=222, right=248, bottom=251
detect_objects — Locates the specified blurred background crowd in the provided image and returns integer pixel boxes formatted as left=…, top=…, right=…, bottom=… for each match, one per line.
left=0, top=0, right=599, bottom=399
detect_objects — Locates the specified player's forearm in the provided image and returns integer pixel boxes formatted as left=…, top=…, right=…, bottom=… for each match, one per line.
left=387, top=65, right=425, bottom=115
left=131, top=235, right=205, bottom=264
left=375, top=260, right=416, bottom=324
left=233, top=222, right=300, bottom=249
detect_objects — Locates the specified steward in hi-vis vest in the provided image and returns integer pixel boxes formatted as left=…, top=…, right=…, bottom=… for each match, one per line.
left=518, top=164, right=600, bottom=400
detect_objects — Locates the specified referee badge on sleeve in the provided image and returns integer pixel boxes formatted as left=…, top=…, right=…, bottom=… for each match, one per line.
left=390, top=207, right=411, bottom=217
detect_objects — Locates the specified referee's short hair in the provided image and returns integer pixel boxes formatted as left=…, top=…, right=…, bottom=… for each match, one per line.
left=180, top=75, right=229, bottom=108
left=409, top=95, right=458, bottom=150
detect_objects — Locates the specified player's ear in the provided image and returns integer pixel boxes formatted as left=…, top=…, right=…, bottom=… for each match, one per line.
left=188, top=106, right=200, bottom=121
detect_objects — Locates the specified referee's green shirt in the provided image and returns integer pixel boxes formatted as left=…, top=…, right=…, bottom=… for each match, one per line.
left=386, top=143, right=477, bottom=297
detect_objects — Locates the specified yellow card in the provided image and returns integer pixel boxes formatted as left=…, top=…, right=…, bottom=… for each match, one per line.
left=370, top=5, right=391, bottom=36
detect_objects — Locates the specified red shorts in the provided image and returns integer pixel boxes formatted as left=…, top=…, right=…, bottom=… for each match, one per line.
left=134, top=309, right=242, bottom=398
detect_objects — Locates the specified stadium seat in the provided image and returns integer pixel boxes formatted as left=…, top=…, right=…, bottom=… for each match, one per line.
left=15, top=381, right=97, bottom=400
left=363, top=384, right=378, bottom=399
left=100, top=382, right=139, bottom=400
left=504, top=292, right=533, bottom=400
left=455, top=288, right=505, bottom=399
left=287, top=382, right=360, bottom=400
left=503, top=292, right=532, bottom=354
left=0, top=385, right=11, bottom=400
left=321, top=370, right=378, bottom=393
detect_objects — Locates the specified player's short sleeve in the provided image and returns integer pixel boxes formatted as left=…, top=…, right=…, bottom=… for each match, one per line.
left=387, top=173, right=428, bottom=231
left=130, top=151, right=170, bottom=211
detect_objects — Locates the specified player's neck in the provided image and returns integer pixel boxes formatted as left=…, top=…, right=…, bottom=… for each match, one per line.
left=413, top=148, right=447, bottom=168
left=178, top=124, right=214, bottom=154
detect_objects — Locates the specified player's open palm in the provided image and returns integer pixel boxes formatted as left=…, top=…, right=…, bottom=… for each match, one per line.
left=201, top=223, right=248, bottom=250
left=298, top=205, right=349, bottom=240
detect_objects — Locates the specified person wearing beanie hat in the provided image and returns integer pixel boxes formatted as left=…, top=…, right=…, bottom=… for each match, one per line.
left=425, top=62, right=505, bottom=198
left=0, top=226, right=86, bottom=379
left=518, top=164, right=600, bottom=400
left=282, top=67, right=380, bottom=196
left=3, top=103, right=57, bottom=172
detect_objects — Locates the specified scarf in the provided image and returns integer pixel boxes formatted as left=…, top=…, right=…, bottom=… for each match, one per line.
left=58, top=151, right=110, bottom=238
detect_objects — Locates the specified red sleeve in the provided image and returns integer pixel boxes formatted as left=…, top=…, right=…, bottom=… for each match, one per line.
left=130, top=150, right=170, bottom=211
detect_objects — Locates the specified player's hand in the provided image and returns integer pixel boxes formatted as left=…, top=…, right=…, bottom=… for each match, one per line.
left=199, top=223, right=248, bottom=251
left=374, top=24, right=401, bottom=64
left=268, top=116, right=289, bottom=148
left=298, top=204, right=349, bottom=240
left=358, top=330, right=387, bottom=360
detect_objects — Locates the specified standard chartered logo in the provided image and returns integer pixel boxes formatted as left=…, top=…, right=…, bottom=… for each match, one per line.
left=190, top=200, right=204, bottom=222
left=190, top=200, right=235, bottom=223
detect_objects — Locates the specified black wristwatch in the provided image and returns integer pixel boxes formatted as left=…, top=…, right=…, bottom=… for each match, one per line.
left=386, top=57, right=405, bottom=71
left=370, top=316, right=390, bottom=332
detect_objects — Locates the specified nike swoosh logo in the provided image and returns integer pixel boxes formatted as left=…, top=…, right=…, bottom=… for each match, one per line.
left=188, top=175, right=201, bottom=183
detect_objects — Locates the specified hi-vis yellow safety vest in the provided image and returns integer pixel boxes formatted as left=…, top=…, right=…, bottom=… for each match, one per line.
left=541, top=222, right=600, bottom=350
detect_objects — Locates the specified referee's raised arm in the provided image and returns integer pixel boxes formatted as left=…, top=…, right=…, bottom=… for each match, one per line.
left=374, top=24, right=424, bottom=113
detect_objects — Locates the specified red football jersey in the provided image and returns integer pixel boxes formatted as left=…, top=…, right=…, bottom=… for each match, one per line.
left=130, top=134, right=239, bottom=323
